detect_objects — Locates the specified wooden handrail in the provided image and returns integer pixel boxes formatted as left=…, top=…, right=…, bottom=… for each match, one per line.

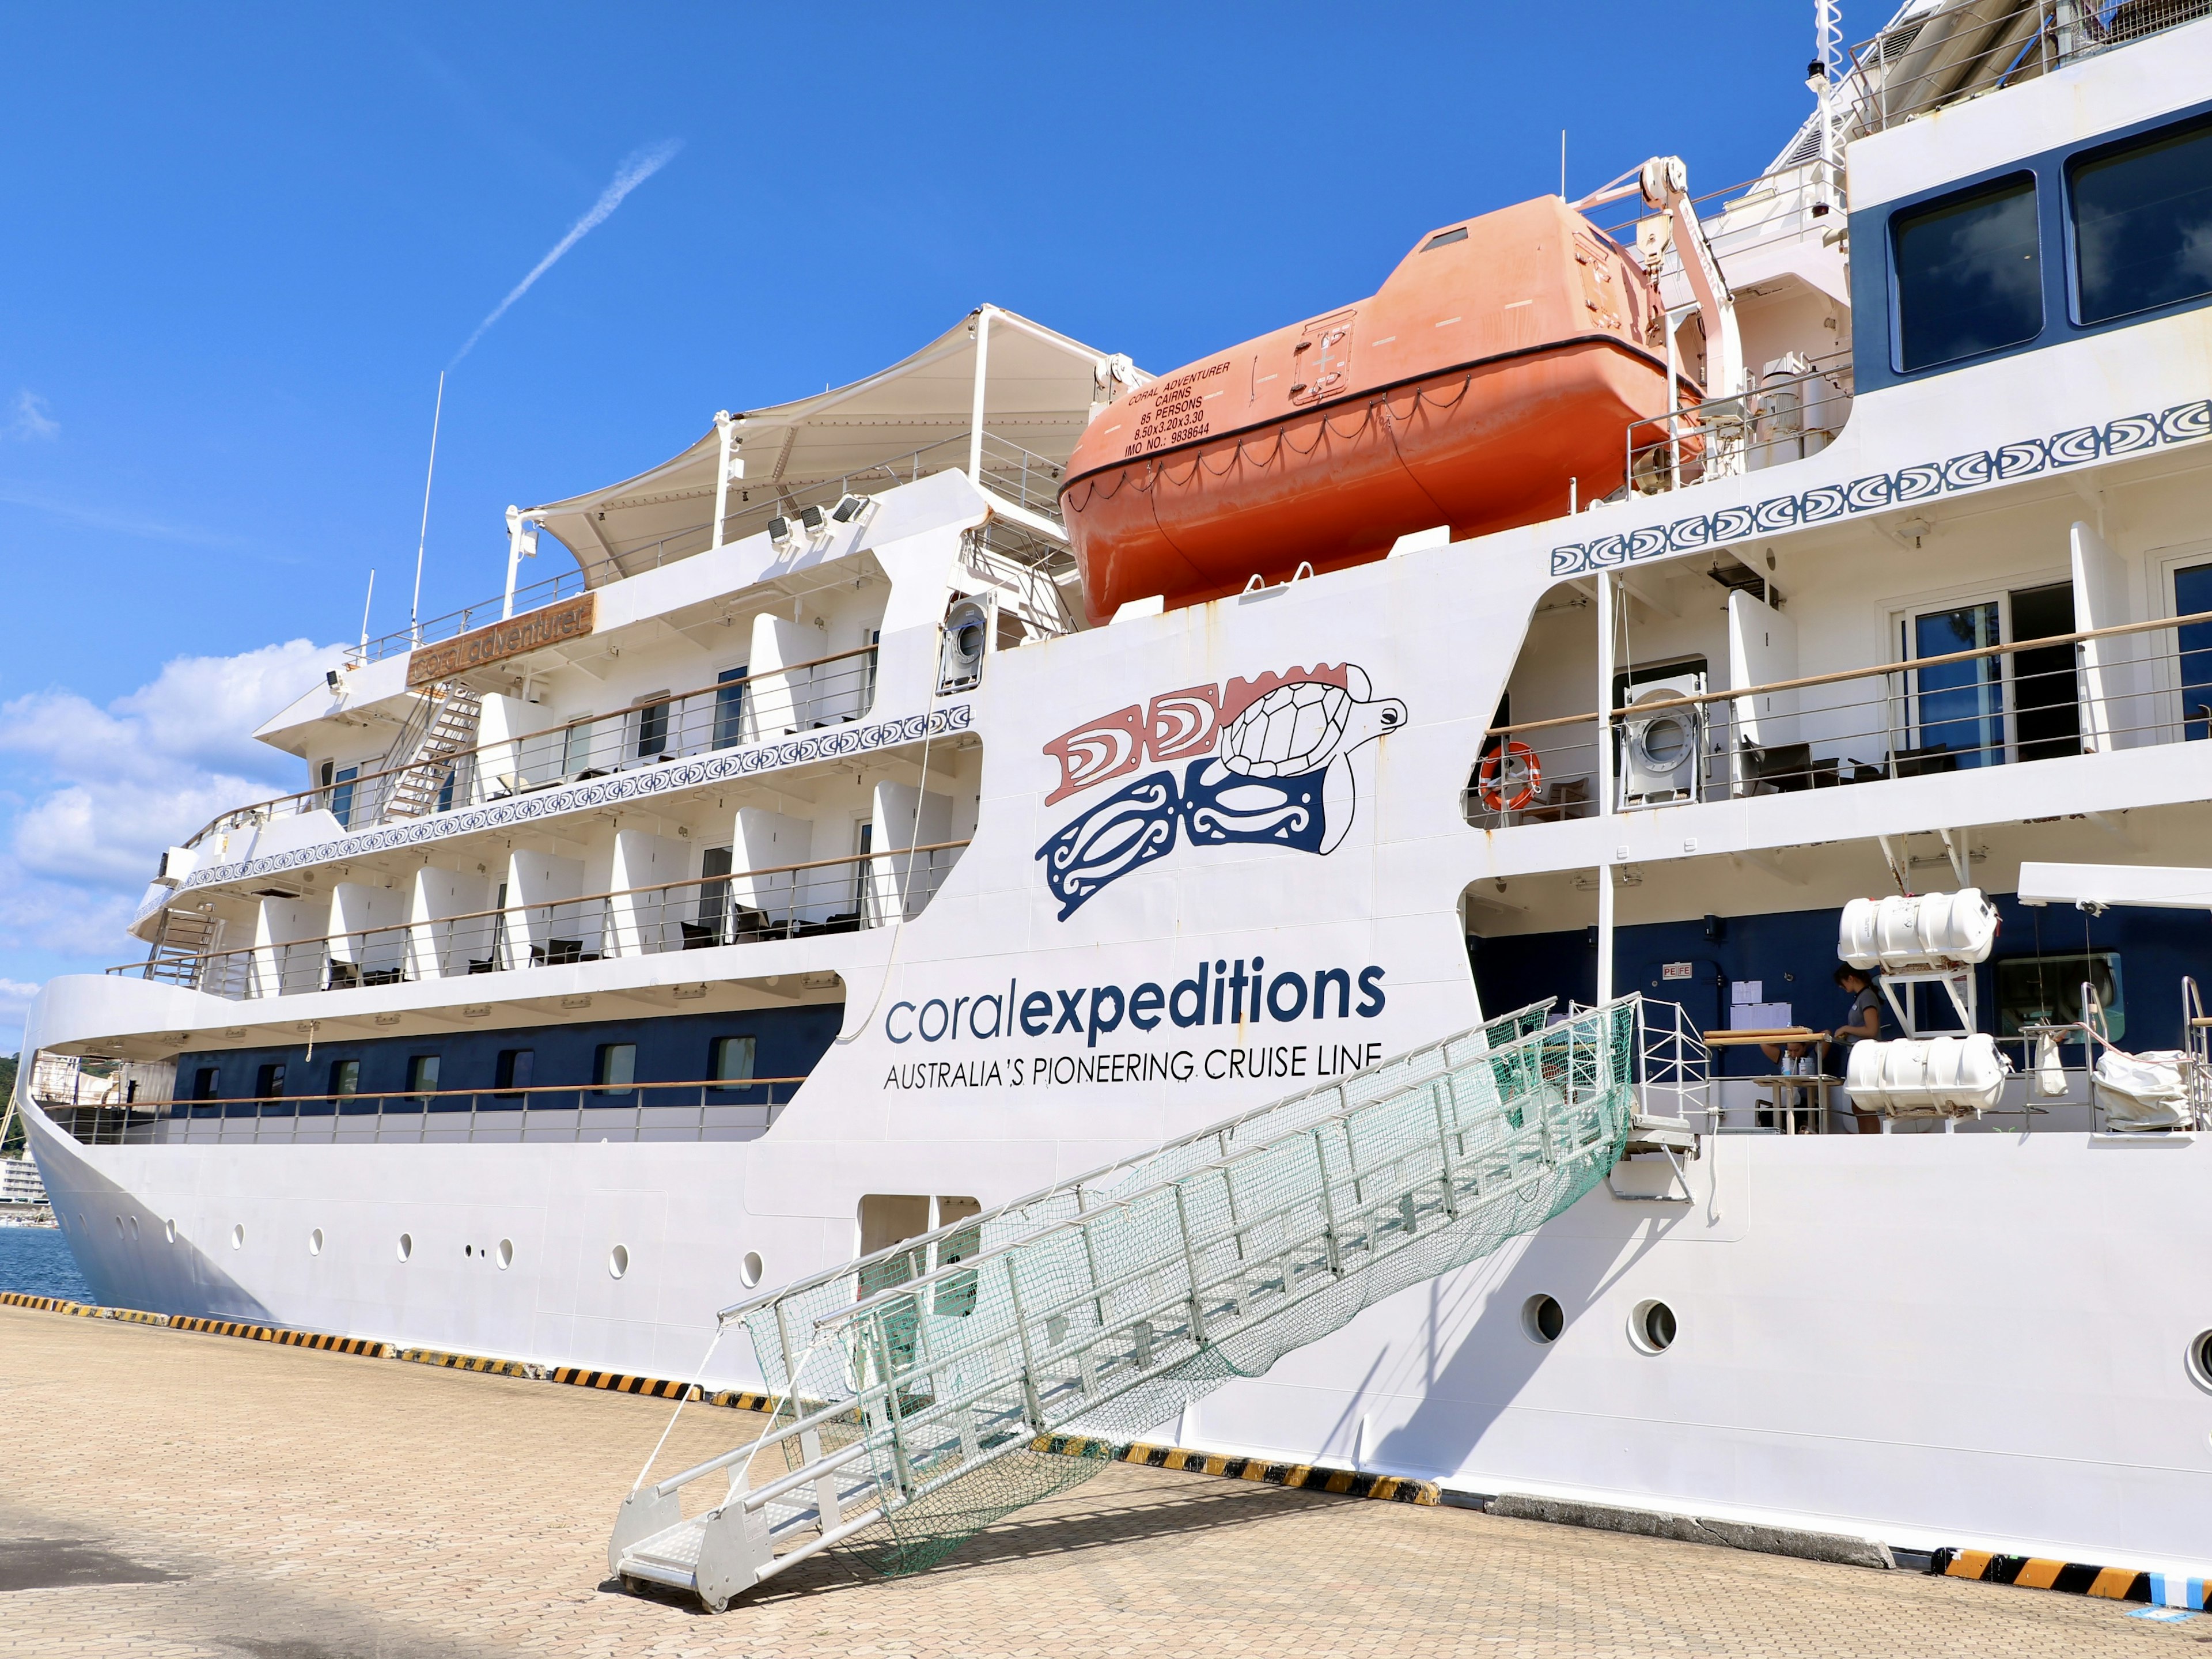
left=185, top=642, right=883, bottom=846
left=1486, top=605, right=2212, bottom=738
left=110, top=839, right=972, bottom=974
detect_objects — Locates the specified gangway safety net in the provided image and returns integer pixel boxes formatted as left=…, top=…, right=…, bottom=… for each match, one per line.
left=611, top=993, right=1653, bottom=1609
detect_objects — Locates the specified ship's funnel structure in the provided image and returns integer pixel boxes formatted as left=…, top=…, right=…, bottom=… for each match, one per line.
left=609, top=996, right=1648, bottom=1609
left=1059, top=197, right=1679, bottom=624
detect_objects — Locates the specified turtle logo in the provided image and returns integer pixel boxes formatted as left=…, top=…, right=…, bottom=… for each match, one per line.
left=1036, top=664, right=1405, bottom=919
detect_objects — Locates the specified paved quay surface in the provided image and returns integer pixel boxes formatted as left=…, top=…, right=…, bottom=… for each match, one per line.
left=0, top=1305, right=2196, bottom=1657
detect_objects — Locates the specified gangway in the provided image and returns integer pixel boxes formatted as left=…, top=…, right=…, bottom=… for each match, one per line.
left=609, top=993, right=1679, bottom=1609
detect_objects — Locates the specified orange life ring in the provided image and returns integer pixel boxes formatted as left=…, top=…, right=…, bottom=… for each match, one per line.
left=1478, top=740, right=1540, bottom=812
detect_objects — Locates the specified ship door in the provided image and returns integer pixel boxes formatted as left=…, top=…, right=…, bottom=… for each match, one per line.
left=1289, top=310, right=1355, bottom=406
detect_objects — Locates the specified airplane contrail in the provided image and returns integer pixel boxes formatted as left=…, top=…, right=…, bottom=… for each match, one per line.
left=450, top=139, right=682, bottom=365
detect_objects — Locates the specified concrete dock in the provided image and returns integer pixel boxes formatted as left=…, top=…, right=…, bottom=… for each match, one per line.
left=0, top=1304, right=2190, bottom=1656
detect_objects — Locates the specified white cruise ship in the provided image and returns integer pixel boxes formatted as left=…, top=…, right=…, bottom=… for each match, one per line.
left=16, top=0, right=2212, bottom=1590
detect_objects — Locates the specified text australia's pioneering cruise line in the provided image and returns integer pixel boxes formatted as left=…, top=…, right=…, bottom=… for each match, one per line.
left=16, top=0, right=2212, bottom=1601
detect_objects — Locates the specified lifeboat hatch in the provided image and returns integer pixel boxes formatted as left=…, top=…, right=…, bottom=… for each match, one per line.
left=1289, top=310, right=1355, bottom=406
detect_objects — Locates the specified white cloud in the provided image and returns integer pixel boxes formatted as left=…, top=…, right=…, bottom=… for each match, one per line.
left=0, top=639, right=346, bottom=976
left=0, top=978, right=38, bottom=1022
left=7, top=389, right=57, bottom=441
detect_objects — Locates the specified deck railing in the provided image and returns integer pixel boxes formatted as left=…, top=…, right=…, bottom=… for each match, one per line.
left=1466, top=608, right=2212, bottom=828
left=1840, top=0, right=2209, bottom=138
left=1624, top=350, right=1855, bottom=495
left=183, top=645, right=881, bottom=851
left=39, top=1077, right=809, bottom=1147
left=113, top=841, right=969, bottom=1000
left=349, top=430, right=1069, bottom=664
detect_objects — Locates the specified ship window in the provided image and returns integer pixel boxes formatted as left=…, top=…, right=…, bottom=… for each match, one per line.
left=1422, top=226, right=1468, bottom=251
left=709, top=1035, right=756, bottom=1088
left=1892, top=172, right=2041, bottom=372
left=329, top=766, right=359, bottom=830
left=2069, top=114, right=2212, bottom=326
left=1904, top=601, right=2005, bottom=769
left=254, top=1063, right=286, bottom=1100
left=494, top=1048, right=534, bottom=1092
left=698, top=847, right=733, bottom=943
left=1995, top=952, right=2123, bottom=1041
left=2177, top=562, right=2212, bottom=739
left=406, top=1054, right=441, bottom=1095
left=634, top=692, right=672, bottom=760
left=594, top=1043, right=637, bottom=1093
left=329, top=1059, right=359, bottom=1096
left=713, top=666, right=748, bottom=749
left=192, top=1066, right=221, bottom=1101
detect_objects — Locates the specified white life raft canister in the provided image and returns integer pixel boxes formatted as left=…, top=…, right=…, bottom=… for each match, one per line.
left=1845, top=1033, right=2010, bottom=1118
left=1838, top=888, right=1998, bottom=972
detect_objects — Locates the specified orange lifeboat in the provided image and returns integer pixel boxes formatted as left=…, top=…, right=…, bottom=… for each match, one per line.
left=1060, top=196, right=1685, bottom=624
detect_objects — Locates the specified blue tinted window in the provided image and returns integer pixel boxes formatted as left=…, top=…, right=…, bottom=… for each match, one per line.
left=2178, top=563, right=2212, bottom=740
left=1912, top=602, right=2005, bottom=768
left=1893, top=174, right=2041, bottom=371
left=2071, top=116, right=2212, bottom=325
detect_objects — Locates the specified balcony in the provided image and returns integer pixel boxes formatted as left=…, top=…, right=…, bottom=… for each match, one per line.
left=1467, top=604, right=2212, bottom=835
left=184, top=643, right=882, bottom=854
left=118, top=842, right=968, bottom=1002
left=39, top=1075, right=808, bottom=1148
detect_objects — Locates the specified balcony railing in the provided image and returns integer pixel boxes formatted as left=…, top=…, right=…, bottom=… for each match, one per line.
left=350, top=429, right=1069, bottom=665
left=115, top=842, right=968, bottom=1000
left=1624, top=349, right=1855, bottom=495
left=184, top=645, right=881, bottom=853
left=1465, top=607, right=2212, bottom=829
left=39, top=1077, right=807, bottom=1148
left=1840, top=0, right=2210, bottom=138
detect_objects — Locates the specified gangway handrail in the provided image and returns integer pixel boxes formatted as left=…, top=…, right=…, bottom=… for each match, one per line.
left=616, top=994, right=1649, bottom=1609
left=711, top=995, right=1559, bottom=1326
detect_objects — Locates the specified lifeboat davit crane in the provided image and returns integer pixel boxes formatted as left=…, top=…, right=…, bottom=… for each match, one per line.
left=1060, top=157, right=1741, bottom=624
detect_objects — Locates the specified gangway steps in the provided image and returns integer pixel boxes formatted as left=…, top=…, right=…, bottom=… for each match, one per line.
left=611, top=994, right=1669, bottom=1609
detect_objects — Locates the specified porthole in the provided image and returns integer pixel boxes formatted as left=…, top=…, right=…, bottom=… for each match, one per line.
left=128, top=1216, right=140, bottom=1243
left=309, top=1228, right=324, bottom=1256
left=164, top=1219, right=177, bottom=1246
left=464, top=1244, right=474, bottom=1258
left=113, top=1215, right=124, bottom=1239
left=740, top=1251, right=764, bottom=1289
left=1629, top=1298, right=1677, bottom=1354
left=396, top=1232, right=413, bottom=1263
left=609, top=1243, right=630, bottom=1280
left=2188, top=1330, right=2212, bottom=1393
left=495, top=1238, right=514, bottom=1271
left=1522, top=1294, right=1565, bottom=1344
left=231, top=1224, right=245, bottom=1251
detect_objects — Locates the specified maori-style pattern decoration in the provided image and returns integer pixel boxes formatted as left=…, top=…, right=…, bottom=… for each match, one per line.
left=175, top=704, right=972, bottom=894
left=1044, top=664, right=1354, bottom=804
left=1546, top=397, right=2212, bottom=578
left=1037, top=666, right=1402, bottom=919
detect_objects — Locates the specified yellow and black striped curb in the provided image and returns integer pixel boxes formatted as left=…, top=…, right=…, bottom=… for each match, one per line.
left=401, top=1347, right=541, bottom=1378
left=1033, top=1432, right=1440, bottom=1505
left=169, top=1315, right=391, bottom=1355
left=1935, top=1547, right=2207, bottom=1610
left=3, top=1291, right=172, bottom=1328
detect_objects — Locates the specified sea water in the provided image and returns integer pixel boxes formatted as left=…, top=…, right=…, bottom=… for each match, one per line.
left=0, top=1226, right=90, bottom=1301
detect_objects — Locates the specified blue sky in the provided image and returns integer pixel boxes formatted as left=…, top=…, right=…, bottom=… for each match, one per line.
left=0, top=1, right=1818, bottom=1047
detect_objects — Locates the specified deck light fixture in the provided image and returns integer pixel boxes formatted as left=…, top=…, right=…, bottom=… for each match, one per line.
left=768, top=514, right=793, bottom=547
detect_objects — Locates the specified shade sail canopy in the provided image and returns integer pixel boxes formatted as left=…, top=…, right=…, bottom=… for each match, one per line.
left=525, top=308, right=1143, bottom=584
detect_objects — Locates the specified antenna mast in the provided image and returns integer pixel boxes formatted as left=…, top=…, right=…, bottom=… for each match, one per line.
left=410, top=372, right=445, bottom=646
left=358, top=568, right=376, bottom=656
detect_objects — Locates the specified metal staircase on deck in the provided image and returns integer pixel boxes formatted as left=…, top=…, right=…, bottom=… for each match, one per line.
left=609, top=993, right=1691, bottom=1610
left=142, top=905, right=221, bottom=986
left=378, top=683, right=482, bottom=820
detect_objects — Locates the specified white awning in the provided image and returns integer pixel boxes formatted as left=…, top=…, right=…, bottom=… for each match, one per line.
left=525, top=308, right=1142, bottom=584
left=2018, top=862, right=2212, bottom=911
